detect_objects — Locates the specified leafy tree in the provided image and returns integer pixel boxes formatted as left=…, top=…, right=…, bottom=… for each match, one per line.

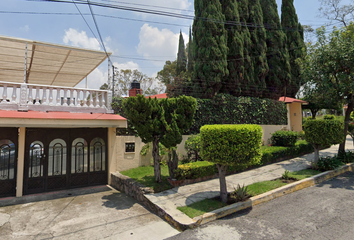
left=176, top=31, right=187, bottom=76
left=157, top=60, right=177, bottom=86
left=201, top=124, right=262, bottom=203
left=261, top=0, right=291, bottom=99
left=187, top=26, right=194, bottom=73
left=248, top=0, right=269, bottom=97
left=281, top=0, right=306, bottom=97
left=122, top=95, right=196, bottom=182
left=319, top=0, right=354, bottom=27
left=192, top=0, right=229, bottom=98
left=220, top=0, right=244, bottom=96
left=300, top=24, right=354, bottom=154
left=114, top=69, right=164, bottom=97
left=238, top=0, right=255, bottom=97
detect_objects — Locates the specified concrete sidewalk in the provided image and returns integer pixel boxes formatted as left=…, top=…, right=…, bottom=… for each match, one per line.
left=144, top=137, right=354, bottom=226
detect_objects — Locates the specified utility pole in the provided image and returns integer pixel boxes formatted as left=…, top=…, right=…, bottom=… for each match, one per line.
left=112, top=65, right=115, bottom=97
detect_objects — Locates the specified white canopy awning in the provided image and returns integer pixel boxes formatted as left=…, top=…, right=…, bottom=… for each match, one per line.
left=0, top=35, right=110, bottom=87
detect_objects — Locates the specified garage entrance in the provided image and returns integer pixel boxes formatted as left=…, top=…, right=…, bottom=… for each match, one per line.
left=0, top=127, right=18, bottom=197
left=23, top=128, right=107, bottom=195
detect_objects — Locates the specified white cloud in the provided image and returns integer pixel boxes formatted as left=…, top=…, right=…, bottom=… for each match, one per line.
left=20, top=25, right=30, bottom=32
left=113, top=61, right=139, bottom=71
left=137, top=24, right=188, bottom=66
left=63, top=28, right=101, bottom=50
left=75, top=68, right=107, bottom=89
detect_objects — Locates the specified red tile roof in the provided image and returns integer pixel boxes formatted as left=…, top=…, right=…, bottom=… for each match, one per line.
left=0, top=110, right=126, bottom=121
left=146, top=93, right=168, bottom=99
left=279, top=96, right=308, bottom=104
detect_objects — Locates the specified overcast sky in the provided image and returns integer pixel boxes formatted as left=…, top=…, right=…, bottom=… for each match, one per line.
left=0, top=0, right=349, bottom=89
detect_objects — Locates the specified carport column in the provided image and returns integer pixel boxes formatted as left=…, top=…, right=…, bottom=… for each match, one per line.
left=16, top=127, right=26, bottom=197
left=107, top=127, right=117, bottom=185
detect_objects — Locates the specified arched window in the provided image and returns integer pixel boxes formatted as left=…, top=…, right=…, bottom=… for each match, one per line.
left=0, top=140, right=15, bottom=180
left=48, top=139, right=67, bottom=176
left=71, top=138, right=88, bottom=174
left=90, top=138, right=106, bottom=172
left=29, top=141, right=44, bottom=178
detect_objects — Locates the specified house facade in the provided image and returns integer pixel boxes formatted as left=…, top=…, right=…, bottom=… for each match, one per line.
left=0, top=35, right=126, bottom=198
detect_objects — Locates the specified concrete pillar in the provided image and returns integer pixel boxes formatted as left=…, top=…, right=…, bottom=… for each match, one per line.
left=287, top=104, right=291, bottom=131
left=107, top=127, right=117, bottom=185
left=16, top=127, right=26, bottom=197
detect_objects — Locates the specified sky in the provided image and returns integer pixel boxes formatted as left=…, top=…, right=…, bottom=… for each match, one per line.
left=0, top=0, right=349, bottom=90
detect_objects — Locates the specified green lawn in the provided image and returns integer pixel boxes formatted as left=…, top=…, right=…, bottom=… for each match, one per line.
left=120, top=165, right=172, bottom=192
left=177, top=169, right=321, bottom=218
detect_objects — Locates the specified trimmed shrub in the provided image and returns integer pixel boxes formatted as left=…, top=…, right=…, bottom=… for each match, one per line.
left=323, top=115, right=336, bottom=120
left=201, top=124, right=263, bottom=203
left=304, top=119, right=344, bottom=163
left=271, top=130, right=298, bottom=147
left=173, top=161, right=216, bottom=180
left=315, top=156, right=343, bottom=171
left=184, top=134, right=202, bottom=161
left=200, top=124, right=263, bottom=166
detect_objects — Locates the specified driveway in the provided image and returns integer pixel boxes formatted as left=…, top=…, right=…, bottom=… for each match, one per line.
left=0, top=186, right=179, bottom=240
left=167, top=171, right=354, bottom=240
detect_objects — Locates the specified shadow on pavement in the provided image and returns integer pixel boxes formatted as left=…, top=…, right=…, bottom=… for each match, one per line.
left=101, top=192, right=137, bottom=210
left=315, top=171, right=354, bottom=191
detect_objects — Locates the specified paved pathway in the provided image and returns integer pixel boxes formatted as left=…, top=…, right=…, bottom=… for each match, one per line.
left=0, top=186, right=179, bottom=240
left=145, top=137, right=354, bottom=226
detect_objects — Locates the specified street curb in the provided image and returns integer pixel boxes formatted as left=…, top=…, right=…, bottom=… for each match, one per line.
left=173, top=163, right=354, bottom=229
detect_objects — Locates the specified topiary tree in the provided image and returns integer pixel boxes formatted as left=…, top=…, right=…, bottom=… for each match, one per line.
left=184, top=134, right=201, bottom=161
left=200, top=124, right=263, bottom=203
left=122, top=95, right=197, bottom=182
left=304, top=119, right=344, bottom=163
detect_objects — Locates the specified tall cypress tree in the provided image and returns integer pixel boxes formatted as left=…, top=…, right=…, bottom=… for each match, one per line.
left=281, top=0, right=306, bottom=97
left=237, top=0, right=254, bottom=97
left=248, top=0, right=269, bottom=97
left=220, top=0, right=244, bottom=96
left=192, top=0, right=228, bottom=98
left=176, top=31, right=187, bottom=76
left=187, top=26, right=194, bottom=73
left=261, top=0, right=291, bottom=99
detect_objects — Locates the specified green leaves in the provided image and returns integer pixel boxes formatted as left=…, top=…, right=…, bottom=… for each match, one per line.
left=200, top=124, right=263, bottom=166
left=304, top=119, right=344, bottom=147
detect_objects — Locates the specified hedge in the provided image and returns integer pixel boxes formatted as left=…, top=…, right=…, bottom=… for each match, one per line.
left=304, top=119, right=344, bottom=147
left=271, top=130, right=298, bottom=147
left=112, top=94, right=288, bottom=135
left=200, top=124, right=263, bottom=167
left=173, top=140, right=314, bottom=180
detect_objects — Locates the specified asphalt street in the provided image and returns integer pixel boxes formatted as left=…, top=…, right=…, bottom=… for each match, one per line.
left=167, top=171, right=354, bottom=240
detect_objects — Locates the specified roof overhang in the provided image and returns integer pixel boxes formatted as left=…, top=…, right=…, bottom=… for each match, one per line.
left=0, top=110, right=126, bottom=128
left=0, top=35, right=110, bottom=87
left=279, top=96, right=309, bottom=105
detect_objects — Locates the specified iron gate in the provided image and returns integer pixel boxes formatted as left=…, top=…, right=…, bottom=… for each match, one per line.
left=24, top=128, right=107, bottom=195
left=0, top=128, right=18, bottom=197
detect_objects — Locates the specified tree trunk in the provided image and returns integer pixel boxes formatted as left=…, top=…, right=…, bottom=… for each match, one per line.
left=310, top=109, right=318, bottom=119
left=339, top=94, right=354, bottom=155
left=152, top=137, right=161, bottom=183
left=217, top=164, right=228, bottom=203
left=167, top=149, right=179, bottom=179
left=313, top=146, right=320, bottom=164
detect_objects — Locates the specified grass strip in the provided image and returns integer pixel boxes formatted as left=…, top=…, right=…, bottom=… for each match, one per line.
left=177, top=199, right=227, bottom=219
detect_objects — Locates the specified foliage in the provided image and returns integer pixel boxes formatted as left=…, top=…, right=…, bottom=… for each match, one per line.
left=219, top=0, right=244, bottom=97
left=260, top=0, right=291, bottom=99
left=187, top=26, right=194, bottom=73
left=173, top=161, right=216, bottom=181
left=261, top=140, right=314, bottom=165
left=192, top=0, right=228, bottom=98
left=188, top=94, right=287, bottom=134
left=337, top=151, right=354, bottom=164
left=300, top=23, right=354, bottom=154
left=323, top=115, right=336, bottom=120
left=282, top=170, right=291, bottom=180
left=200, top=124, right=262, bottom=166
left=271, top=130, right=298, bottom=147
left=312, top=156, right=343, bottom=172
left=176, top=31, right=187, bottom=76
left=113, top=69, right=164, bottom=97
left=281, top=0, right=306, bottom=97
left=304, top=119, right=344, bottom=148
left=231, top=184, right=250, bottom=202
left=318, top=0, right=354, bottom=27
left=157, top=60, right=177, bottom=86
left=247, top=0, right=269, bottom=98
left=184, top=134, right=202, bottom=161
